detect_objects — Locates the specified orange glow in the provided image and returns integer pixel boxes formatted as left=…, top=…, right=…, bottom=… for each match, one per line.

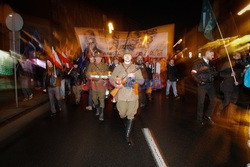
left=142, top=35, right=148, bottom=47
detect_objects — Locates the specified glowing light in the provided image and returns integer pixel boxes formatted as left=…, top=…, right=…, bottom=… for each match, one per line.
left=108, top=22, right=114, bottom=34
left=198, top=53, right=202, bottom=58
left=189, top=52, right=192, bottom=58
left=238, top=3, right=250, bottom=15
left=142, top=35, right=148, bottom=47
left=229, top=35, right=250, bottom=47
left=36, top=58, right=46, bottom=69
left=173, top=38, right=182, bottom=48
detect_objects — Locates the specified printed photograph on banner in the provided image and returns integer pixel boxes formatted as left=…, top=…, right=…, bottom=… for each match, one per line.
left=75, top=24, right=174, bottom=59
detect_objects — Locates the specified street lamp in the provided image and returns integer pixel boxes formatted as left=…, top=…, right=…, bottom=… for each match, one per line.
left=108, top=22, right=114, bottom=34
left=237, top=3, right=250, bottom=15
left=173, top=38, right=182, bottom=48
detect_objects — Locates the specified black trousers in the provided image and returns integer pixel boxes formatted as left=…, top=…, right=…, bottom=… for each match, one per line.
left=197, top=84, right=216, bottom=121
left=222, top=87, right=239, bottom=108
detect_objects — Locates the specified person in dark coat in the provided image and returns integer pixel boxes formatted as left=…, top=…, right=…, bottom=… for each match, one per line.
left=136, top=55, right=148, bottom=108
left=145, top=61, right=153, bottom=100
left=166, top=59, right=180, bottom=99
left=219, top=52, right=245, bottom=109
left=191, top=49, right=217, bottom=125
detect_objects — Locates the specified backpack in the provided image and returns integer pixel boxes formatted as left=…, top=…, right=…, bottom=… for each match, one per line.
left=244, top=67, right=250, bottom=88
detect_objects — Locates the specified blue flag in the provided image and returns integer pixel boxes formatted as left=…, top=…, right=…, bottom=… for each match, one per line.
left=77, top=51, right=88, bottom=70
left=32, top=30, right=43, bottom=51
left=24, top=41, right=36, bottom=58
left=198, top=0, right=216, bottom=41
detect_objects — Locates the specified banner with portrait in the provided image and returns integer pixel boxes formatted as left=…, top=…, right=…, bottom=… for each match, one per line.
left=75, top=24, right=174, bottom=59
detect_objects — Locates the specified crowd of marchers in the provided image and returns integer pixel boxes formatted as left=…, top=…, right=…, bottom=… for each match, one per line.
left=16, top=46, right=250, bottom=145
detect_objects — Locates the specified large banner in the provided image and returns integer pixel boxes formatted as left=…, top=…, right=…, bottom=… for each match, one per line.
left=75, top=24, right=174, bottom=59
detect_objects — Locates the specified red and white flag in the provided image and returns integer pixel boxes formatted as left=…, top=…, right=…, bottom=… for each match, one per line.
left=43, top=41, right=62, bottom=69
left=55, top=47, right=73, bottom=68
left=51, top=46, right=63, bottom=69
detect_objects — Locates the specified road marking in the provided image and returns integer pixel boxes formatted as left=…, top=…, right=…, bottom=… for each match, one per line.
left=142, top=128, right=168, bottom=167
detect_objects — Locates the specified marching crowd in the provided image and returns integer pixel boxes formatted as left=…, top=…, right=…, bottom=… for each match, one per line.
left=16, top=46, right=250, bottom=145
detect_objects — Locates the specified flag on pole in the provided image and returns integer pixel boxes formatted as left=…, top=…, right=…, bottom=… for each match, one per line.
left=43, top=41, right=62, bottom=69
left=198, top=0, right=216, bottom=41
left=23, top=41, right=36, bottom=58
left=52, top=46, right=63, bottom=69
left=55, top=47, right=73, bottom=68
left=32, top=30, right=44, bottom=51
left=22, top=30, right=44, bottom=50
left=77, top=52, right=85, bottom=69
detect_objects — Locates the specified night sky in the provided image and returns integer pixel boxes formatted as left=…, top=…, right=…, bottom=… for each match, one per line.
left=86, top=0, right=203, bottom=37
left=4, top=0, right=203, bottom=39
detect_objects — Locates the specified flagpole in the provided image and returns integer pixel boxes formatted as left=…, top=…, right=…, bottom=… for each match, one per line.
left=207, top=1, right=237, bottom=83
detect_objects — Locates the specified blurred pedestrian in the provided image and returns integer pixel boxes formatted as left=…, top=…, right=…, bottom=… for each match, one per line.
left=136, top=55, right=148, bottom=108
left=191, top=49, right=217, bottom=125
left=86, top=52, right=109, bottom=121
left=219, top=52, right=245, bottom=109
left=85, top=56, right=95, bottom=111
left=109, top=56, right=120, bottom=110
left=18, top=57, right=33, bottom=101
left=145, top=61, right=153, bottom=100
left=70, top=61, right=82, bottom=104
left=166, top=59, right=180, bottom=99
left=45, top=60, right=62, bottom=117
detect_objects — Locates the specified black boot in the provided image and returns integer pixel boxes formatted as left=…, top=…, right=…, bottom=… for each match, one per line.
left=125, top=119, right=133, bottom=146
left=120, top=117, right=127, bottom=130
left=112, top=103, right=117, bottom=110
left=99, top=108, right=104, bottom=121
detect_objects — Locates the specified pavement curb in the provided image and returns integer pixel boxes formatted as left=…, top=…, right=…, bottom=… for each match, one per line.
left=0, top=102, right=50, bottom=147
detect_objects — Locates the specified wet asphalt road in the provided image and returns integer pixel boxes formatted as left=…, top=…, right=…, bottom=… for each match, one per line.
left=0, top=87, right=249, bottom=167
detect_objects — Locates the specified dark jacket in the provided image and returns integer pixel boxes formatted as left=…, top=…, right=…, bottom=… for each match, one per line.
left=220, top=62, right=244, bottom=92
left=167, top=64, right=178, bottom=81
left=140, top=64, right=149, bottom=80
left=191, top=58, right=217, bottom=86
left=70, top=68, right=82, bottom=86
left=109, top=63, right=118, bottom=72
left=45, top=68, right=62, bottom=88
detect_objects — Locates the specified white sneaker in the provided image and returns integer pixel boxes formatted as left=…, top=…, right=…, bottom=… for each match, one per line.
left=86, top=106, right=92, bottom=110
left=23, top=97, right=28, bottom=101
left=29, top=94, right=33, bottom=99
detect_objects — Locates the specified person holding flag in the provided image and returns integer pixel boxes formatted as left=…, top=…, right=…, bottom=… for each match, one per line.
left=45, top=60, right=62, bottom=117
left=219, top=52, right=245, bottom=110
